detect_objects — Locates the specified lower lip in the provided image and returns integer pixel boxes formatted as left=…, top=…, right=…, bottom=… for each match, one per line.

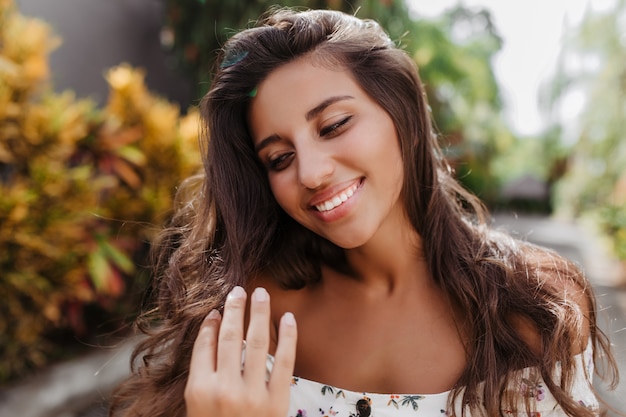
left=310, top=179, right=363, bottom=222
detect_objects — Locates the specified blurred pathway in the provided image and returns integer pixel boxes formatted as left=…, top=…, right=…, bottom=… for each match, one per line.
left=1, top=214, right=624, bottom=416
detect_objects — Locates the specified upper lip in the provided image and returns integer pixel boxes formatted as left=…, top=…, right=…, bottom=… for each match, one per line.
left=306, top=178, right=362, bottom=208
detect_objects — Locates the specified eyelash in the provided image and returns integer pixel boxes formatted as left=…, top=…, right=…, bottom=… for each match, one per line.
left=320, top=115, right=352, bottom=137
left=267, top=152, right=293, bottom=171
left=266, top=115, right=353, bottom=171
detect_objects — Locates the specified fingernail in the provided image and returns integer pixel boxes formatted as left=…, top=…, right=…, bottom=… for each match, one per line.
left=282, top=312, right=296, bottom=326
left=252, top=287, right=268, bottom=302
left=206, top=309, right=221, bottom=320
left=228, top=286, right=246, bottom=299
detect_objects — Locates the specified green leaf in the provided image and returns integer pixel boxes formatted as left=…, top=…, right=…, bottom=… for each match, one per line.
left=87, top=248, right=111, bottom=291
left=117, top=145, right=147, bottom=166
left=98, top=239, right=135, bottom=274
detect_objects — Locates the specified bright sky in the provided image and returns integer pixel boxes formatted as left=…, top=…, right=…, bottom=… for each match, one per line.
left=407, top=0, right=616, bottom=137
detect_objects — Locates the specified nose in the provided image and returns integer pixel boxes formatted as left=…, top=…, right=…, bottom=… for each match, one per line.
left=297, top=142, right=334, bottom=190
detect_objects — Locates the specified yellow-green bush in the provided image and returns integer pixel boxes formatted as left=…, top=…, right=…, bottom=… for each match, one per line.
left=0, top=0, right=201, bottom=382
left=601, top=176, right=626, bottom=261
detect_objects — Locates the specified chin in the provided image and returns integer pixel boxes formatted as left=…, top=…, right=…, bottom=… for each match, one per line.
left=324, top=234, right=370, bottom=250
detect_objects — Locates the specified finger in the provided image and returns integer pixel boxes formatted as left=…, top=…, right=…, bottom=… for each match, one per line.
left=268, top=312, right=297, bottom=394
left=216, top=286, right=247, bottom=374
left=188, top=309, right=221, bottom=385
left=243, top=287, right=271, bottom=383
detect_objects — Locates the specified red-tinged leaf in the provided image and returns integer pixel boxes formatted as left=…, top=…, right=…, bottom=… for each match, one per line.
left=111, top=157, right=142, bottom=189
left=65, top=301, right=86, bottom=335
left=100, top=126, right=143, bottom=149
left=104, top=267, right=125, bottom=297
left=98, top=154, right=114, bottom=173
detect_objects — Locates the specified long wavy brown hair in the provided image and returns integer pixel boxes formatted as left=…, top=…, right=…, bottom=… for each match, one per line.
left=110, top=8, right=618, bottom=417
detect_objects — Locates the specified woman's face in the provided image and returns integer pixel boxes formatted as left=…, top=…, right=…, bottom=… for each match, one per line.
left=248, top=57, right=406, bottom=249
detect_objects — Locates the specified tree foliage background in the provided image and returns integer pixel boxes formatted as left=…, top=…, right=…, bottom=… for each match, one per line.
left=547, top=0, right=626, bottom=261
left=0, top=0, right=201, bottom=382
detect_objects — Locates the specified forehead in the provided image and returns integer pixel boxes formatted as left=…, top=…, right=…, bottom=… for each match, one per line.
left=257, top=57, right=359, bottom=101
left=248, top=58, right=364, bottom=138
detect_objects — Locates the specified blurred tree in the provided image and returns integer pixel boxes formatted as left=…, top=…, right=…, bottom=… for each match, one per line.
left=163, top=0, right=412, bottom=98
left=412, top=6, right=513, bottom=202
left=0, top=0, right=202, bottom=382
left=489, top=123, right=570, bottom=213
left=547, top=0, right=626, bottom=259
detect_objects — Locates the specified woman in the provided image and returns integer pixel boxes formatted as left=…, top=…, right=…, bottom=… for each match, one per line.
left=110, top=8, right=618, bottom=417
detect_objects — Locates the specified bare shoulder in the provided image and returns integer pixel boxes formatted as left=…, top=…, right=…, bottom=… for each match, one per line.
left=247, top=272, right=304, bottom=308
left=246, top=272, right=307, bottom=354
left=511, top=246, right=592, bottom=356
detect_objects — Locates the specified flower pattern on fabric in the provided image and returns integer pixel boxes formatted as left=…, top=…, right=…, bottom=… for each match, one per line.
left=520, top=377, right=546, bottom=401
left=388, top=395, right=428, bottom=410
left=320, top=385, right=346, bottom=399
left=282, top=343, right=598, bottom=417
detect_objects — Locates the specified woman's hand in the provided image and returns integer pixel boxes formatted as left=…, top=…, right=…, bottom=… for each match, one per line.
left=185, top=286, right=298, bottom=417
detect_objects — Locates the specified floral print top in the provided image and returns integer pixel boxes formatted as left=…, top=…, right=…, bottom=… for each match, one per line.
left=257, top=342, right=598, bottom=417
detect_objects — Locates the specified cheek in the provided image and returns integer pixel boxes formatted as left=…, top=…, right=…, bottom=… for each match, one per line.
left=390, top=145, right=405, bottom=182
left=375, top=137, right=405, bottom=195
left=361, top=131, right=403, bottom=179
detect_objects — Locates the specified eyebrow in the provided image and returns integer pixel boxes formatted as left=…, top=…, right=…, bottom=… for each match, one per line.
left=305, top=95, right=354, bottom=121
left=254, top=95, right=354, bottom=153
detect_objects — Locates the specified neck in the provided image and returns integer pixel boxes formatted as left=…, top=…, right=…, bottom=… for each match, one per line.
left=342, top=212, right=430, bottom=294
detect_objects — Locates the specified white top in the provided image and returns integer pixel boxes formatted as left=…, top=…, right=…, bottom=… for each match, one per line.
left=255, top=343, right=598, bottom=417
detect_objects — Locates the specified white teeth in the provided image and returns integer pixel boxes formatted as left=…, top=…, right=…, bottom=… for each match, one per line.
left=314, top=183, right=358, bottom=212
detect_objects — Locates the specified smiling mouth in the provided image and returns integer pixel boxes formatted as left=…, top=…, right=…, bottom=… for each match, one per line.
left=314, top=182, right=360, bottom=212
